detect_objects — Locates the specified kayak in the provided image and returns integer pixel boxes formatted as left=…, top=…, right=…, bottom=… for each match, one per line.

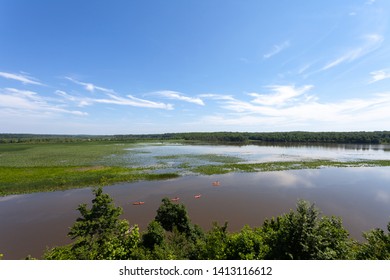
left=132, top=201, right=145, bottom=205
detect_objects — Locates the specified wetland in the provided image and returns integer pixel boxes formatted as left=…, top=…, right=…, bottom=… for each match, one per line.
left=1, top=141, right=390, bottom=259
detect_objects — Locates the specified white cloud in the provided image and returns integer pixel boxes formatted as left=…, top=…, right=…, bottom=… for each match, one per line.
left=57, top=90, right=173, bottom=110
left=298, top=63, right=312, bottom=75
left=65, top=77, right=114, bottom=93
left=248, top=85, right=314, bottom=107
left=369, top=69, right=390, bottom=84
left=63, top=79, right=174, bottom=109
left=200, top=85, right=390, bottom=131
left=55, top=90, right=93, bottom=107
left=264, top=40, right=290, bottom=59
left=199, top=93, right=236, bottom=101
left=101, top=93, right=174, bottom=110
left=321, top=34, right=384, bottom=71
left=155, top=90, right=205, bottom=106
left=0, top=71, right=44, bottom=86
left=0, top=88, right=87, bottom=116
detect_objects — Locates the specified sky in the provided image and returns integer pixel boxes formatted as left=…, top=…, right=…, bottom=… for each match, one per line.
left=1, top=0, right=390, bottom=134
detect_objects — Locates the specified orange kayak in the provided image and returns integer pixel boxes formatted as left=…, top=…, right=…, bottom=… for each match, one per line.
left=212, top=181, right=220, bottom=186
left=133, top=201, right=145, bottom=205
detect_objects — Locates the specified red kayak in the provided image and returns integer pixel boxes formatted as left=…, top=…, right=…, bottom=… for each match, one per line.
left=171, top=197, right=180, bottom=202
left=194, top=194, right=202, bottom=199
left=132, top=201, right=145, bottom=205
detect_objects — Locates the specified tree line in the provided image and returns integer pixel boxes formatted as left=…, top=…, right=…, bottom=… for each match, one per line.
left=2, top=131, right=390, bottom=144
left=41, top=187, right=390, bottom=260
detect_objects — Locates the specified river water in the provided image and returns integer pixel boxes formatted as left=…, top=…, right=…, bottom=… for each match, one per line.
left=1, top=144, right=390, bottom=259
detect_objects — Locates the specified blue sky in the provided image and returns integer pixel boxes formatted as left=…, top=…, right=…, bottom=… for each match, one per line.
left=1, top=0, right=390, bottom=134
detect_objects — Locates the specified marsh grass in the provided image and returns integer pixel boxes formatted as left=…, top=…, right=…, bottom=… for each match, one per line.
left=0, top=142, right=137, bottom=167
left=192, top=160, right=390, bottom=175
left=0, top=166, right=178, bottom=196
left=0, top=142, right=179, bottom=196
left=154, top=153, right=242, bottom=164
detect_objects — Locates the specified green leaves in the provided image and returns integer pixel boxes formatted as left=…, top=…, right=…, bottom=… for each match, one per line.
left=46, top=186, right=140, bottom=260
left=155, top=197, right=192, bottom=235
left=357, top=222, right=390, bottom=260
left=261, top=200, right=352, bottom=260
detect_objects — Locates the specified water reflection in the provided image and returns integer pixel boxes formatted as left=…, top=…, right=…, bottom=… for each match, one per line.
left=123, top=143, right=390, bottom=170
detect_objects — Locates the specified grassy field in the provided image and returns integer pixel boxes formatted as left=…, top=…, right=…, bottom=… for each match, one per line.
left=1, top=142, right=390, bottom=196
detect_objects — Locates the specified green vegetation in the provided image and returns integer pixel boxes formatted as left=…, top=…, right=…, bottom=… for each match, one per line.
left=44, top=187, right=139, bottom=259
left=0, top=166, right=178, bottom=196
left=192, top=160, right=390, bottom=175
left=0, top=142, right=179, bottom=196
left=155, top=154, right=242, bottom=164
left=0, top=142, right=133, bottom=167
left=2, top=131, right=390, bottom=144
left=172, top=131, right=390, bottom=144
left=42, top=187, right=390, bottom=260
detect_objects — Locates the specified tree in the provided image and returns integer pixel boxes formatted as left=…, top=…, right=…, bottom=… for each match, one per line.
left=142, top=220, right=166, bottom=250
left=226, top=225, right=267, bottom=260
left=155, top=197, right=192, bottom=235
left=357, top=222, right=390, bottom=260
left=45, top=187, right=139, bottom=259
left=261, top=200, right=352, bottom=260
left=200, top=222, right=229, bottom=260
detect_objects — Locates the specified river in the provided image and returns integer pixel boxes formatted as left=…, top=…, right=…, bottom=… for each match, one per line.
left=1, top=143, right=390, bottom=259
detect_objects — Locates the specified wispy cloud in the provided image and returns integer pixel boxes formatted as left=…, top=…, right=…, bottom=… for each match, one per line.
left=369, top=69, right=390, bottom=84
left=200, top=85, right=390, bottom=131
left=199, top=93, right=236, bottom=101
left=65, top=77, right=114, bottom=93
left=62, top=78, right=174, bottom=110
left=263, top=40, right=290, bottom=59
left=96, top=93, right=174, bottom=110
left=298, top=63, right=312, bottom=75
left=248, top=85, right=314, bottom=107
left=56, top=90, right=173, bottom=110
left=0, top=71, right=44, bottom=86
left=321, top=34, right=384, bottom=71
left=155, top=90, right=205, bottom=106
left=0, top=88, right=87, bottom=116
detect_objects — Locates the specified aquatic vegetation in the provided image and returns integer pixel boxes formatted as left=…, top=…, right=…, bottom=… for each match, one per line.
left=0, top=166, right=178, bottom=196
left=192, top=160, right=390, bottom=175
left=155, top=154, right=242, bottom=164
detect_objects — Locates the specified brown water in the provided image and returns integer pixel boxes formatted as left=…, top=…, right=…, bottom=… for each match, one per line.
left=1, top=167, right=390, bottom=259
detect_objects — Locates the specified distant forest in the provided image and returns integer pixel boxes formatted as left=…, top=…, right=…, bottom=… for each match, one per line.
left=1, top=131, right=390, bottom=144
